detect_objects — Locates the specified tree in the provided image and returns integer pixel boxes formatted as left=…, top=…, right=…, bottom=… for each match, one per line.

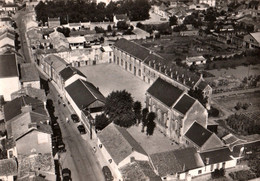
left=117, top=21, right=129, bottom=30
left=95, top=113, right=111, bottom=131
left=146, top=112, right=156, bottom=136
left=141, top=108, right=148, bottom=132
left=133, top=101, right=142, bottom=124
left=107, top=24, right=112, bottom=32
left=104, top=90, right=135, bottom=128
left=169, top=15, right=178, bottom=26
left=56, top=27, right=70, bottom=37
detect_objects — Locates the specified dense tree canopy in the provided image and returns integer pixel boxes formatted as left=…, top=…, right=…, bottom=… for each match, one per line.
left=35, top=0, right=151, bottom=24
left=104, top=90, right=135, bottom=128
left=95, top=113, right=111, bottom=131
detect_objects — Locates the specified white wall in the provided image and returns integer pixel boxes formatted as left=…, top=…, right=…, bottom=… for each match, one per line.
left=65, top=75, right=86, bottom=88
left=0, top=175, right=14, bottom=181
left=0, top=77, right=20, bottom=101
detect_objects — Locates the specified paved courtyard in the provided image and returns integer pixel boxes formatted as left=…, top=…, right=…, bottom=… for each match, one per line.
left=78, top=63, right=150, bottom=106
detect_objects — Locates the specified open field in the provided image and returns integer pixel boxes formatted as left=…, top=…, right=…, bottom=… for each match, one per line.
left=78, top=63, right=150, bottom=106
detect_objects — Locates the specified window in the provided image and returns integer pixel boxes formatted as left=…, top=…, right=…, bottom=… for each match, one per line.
left=129, top=64, right=132, bottom=71
left=121, top=59, right=123, bottom=66
left=198, top=170, right=202, bottom=174
left=138, top=69, right=141, bottom=76
left=109, top=52, right=112, bottom=56
left=9, top=150, right=13, bottom=158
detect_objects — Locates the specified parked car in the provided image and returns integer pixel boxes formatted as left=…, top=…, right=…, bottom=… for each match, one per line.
left=62, top=168, right=72, bottom=181
left=102, top=166, right=114, bottom=181
left=71, top=114, right=79, bottom=123
left=77, top=125, right=86, bottom=134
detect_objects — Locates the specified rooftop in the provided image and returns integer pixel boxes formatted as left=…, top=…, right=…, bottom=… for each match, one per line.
left=200, top=147, right=234, bottom=165
left=173, top=94, right=196, bottom=115
left=98, top=123, right=147, bottom=165
left=20, top=63, right=40, bottom=82
left=65, top=79, right=105, bottom=110
left=67, top=36, right=86, bottom=44
left=0, top=54, right=18, bottom=78
left=59, top=66, right=86, bottom=81
left=11, top=87, right=47, bottom=103
left=147, top=77, right=183, bottom=107
left=43, top=54, right=67, bottom=72
left=250, top=32, right=260, bottom=43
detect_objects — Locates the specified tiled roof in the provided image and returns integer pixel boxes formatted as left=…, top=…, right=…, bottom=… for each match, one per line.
left=3, top=96, right=47, bottom=122
left=11, top=87, right=47, bottom=103
left=0, top=158, right=17, bottom=176
left=172, top=147, right=204, bottom=171
left=185, top=122, right=212, bottom=147
left=98, top=123, right=147, bottom=165
left=150, top=150, right=182, bottom=176
left=43, top=54, right=67, bottom=72
left=173, top=94, right=196, bottom=115
left=147, top=78, right=183, bottom=107
left=120, top=161, right=162, bottom=181
left=200, top=147, right=233, bottom=165
left=20, top=63, right=40, bottom=82
left=59, top=66, right=86, bottom=81
left=113, top=38, right=150, bottom=61
left=18, top=153, right=55, bottom=178
left=65, top=79, right=105, bottom=110
left=11, top=112, right=52, bottom=140
left=197, top=80, right=208, bottom=90
left=0, top=54, right=18, bottom=78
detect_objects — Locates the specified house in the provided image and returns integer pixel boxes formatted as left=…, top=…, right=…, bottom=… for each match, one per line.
left=11, top=87, right=47, bottom=105
left=120, top=160, right=162, bottom=181
left=243, top=32, right=260, bottom=49
left=48, top=30, right=70, bottom=51
left=146, top=78, right=208, bottom=143
left=0, top=54, right=20, bottom=101
left=97, top=123, right=149, bottom=180
left=41, top=54, right=67, bottom=85
left=10, top=111, right=52, bottom=156
left=0, top=17, right=13, bottom=31
left=65, top=79, right=105, bottom=131
left=0, top=30, right=15, bottom=50
left=153, top=3, right=169, bottom=18
left=185, top=56, right=207, bottom=66
left=149, top=147, right=204, bottom=180
left=20, top=63, right=40, bottom=89
left=2, top=3, right=18, bottom=12
left=0, top=158, right=17, bottom=181
left=196, top=0, right=216, bottom=7
left=67, top=36, right=86, bottom=50
left=48, top=17, right=60, bottom=28
left=4, top=0, right=14, bottom=4
left=112, top=38, right=212, bottom=99
left=199, top=147, right=237, bottom=174
left=100, top=46, right=113, bottom=64
left=59, top=65, right=87, bottom=93
left=184, top=121, right=225, bottom=151
left=113, top=14, right=130, bottom=25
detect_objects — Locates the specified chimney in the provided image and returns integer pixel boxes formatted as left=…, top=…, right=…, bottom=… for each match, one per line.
left=177, top=75, right=179, bottom=81
left=188, top=77, right=191, bottom=81
left=183, top=79, right=185, bottom=84
left=171, top=72, right=174, bottom=78
left=154, top=63, right=156, bottom=69
left=21, top=105, right=32, bottom=113
left=206, top=157, right=210, bottom=165
left=130, top=156, right=135, bottom=163
left=176, top=71, right=178, bottom=75
left=182, top=74, right=184, bottom=78
left=200, top=73, right=203, bottom=79
left=149, top=61, right=151, bottom=66
left=159, top=66, right=162, bottom=72
left=165, top=68, right=167, bottom=75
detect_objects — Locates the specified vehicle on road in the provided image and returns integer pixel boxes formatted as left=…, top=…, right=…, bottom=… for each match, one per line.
left=71, top=114, right=79, bottom=123
left=62, top=168, right=72, bottom=181
left=102, top=166, right=114, bottom=181
left=77, top=125, right=86, bottom=134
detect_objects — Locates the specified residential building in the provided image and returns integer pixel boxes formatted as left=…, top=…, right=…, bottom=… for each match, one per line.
left=65, top=79, right=105, bottom=131
left=2, top=3, right=18, bottom=12
left=153, top=3, right=169, bottom=19
left=0, top=158, right=17, bottom=181
left=67, top=36, right=86, bottom=50
left=185, top=56, right=207, bottom=66
left=195, top=0, right=216, bottom=7
left=0, top=29, right=15, bottom=48
left=0, top=54, right=20, bottom=101
left=112, top=38, right=212, bottom=99
left=48, top=17, right=60, bottom=28
left=146, top=78, right=208, bottom=143
left=48, top=30, right=70, bottom=51
left=243, top=32, right=260, bottom=49
left=20, top=63, right=40, bottom=89
left=97, top=123, right=149, bottom=180
left=0, top=19, right=13, bottom=34
left=184, top=121, right=225, bottom=151
left=113, top=14, right=130, bottom=25
left=100, top=46, right=113, bottom=64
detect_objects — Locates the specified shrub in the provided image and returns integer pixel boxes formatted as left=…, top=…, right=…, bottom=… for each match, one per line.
left=209, top=107, right=220, bottom=117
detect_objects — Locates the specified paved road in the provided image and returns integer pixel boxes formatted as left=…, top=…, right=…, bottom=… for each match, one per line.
left=212, top=87, right=260, bottom=98
left=47, top=80, right=104, bottom=181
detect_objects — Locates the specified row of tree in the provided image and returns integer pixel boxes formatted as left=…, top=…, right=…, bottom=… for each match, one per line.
left=95, top=90, right=156, bottom=136
left=35, top=0, right=150, bottom=24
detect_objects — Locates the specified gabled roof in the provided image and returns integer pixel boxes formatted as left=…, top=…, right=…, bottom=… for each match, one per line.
left=20, top=63, right=40, bottom=82
left=0, top=158, right=17, bottom=176
left=173, top=94, right=196, bottom=115
left=43, top=54, right=67, bottom=73
left=185, top=122, right=212, bottom=147
left=250, top=32, right=260, bottom=43
left=0, top=54, right=18, bottom=78
left=200, top=147, right=233, bottom=165
left=65, top=79, right=105, bottom=110
left=98, top=123, right=147, bottom=165
left=147, top=78, right=183, bottom=107
left=11, top=112, right=52, bottom=140
left=120, top=161, right=162, bottom=181
left=11, top=87, right=47, bottom=103
left=59, top=66, right=86, bottom=81
left=113, top=38, right=150, bottom=61
left=3, top=96, right=47, bottom=122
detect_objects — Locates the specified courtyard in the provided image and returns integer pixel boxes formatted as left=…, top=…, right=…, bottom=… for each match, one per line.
left=78, top=63, right=150, bottom=106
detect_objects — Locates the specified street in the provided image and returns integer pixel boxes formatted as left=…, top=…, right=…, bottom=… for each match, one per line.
left=46, top=78, right=105, bottom=181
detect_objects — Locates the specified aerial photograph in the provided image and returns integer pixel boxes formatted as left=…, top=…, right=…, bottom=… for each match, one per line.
left=0, top=0, right=259, bottom=180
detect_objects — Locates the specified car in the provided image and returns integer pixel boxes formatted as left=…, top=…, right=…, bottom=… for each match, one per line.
left=62, top=168, right=72, bottom=181
left=102, top=166, right=114, bottom=181
left=71, top=114, right=79, bottom=123
left=77, top=125, right=86, bottom=134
